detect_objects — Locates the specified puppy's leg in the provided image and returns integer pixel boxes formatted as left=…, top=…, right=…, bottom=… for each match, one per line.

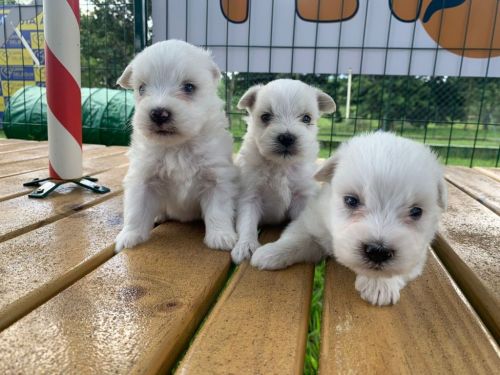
left=201, top=181, right=237, bottom=251
left=115, top=182, right=159, bottom=253
left=354, top=274, right=407, bottom=306
left=251, top=219, right=324, bottom=270
left=231, top=198, right=261, bottom=264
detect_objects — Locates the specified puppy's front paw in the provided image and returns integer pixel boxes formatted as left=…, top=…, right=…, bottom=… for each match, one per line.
left=204, top=229, right=238, bottom=251
left=115, top=228, right=150, bottom=253
left=355, top=275, right=406, bottom=306
left=231, top=239, right=260, bottom=264
left=251, top=243, right=290, bottom=270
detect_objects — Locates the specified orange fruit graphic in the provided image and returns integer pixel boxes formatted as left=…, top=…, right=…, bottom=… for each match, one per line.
left=296, top=0, right=358, bottom=22
left=220, top=0, right=499, bottom=58
left=220, top=0, right=248, bottom=23
left=392, top=0, right=500, bottom=58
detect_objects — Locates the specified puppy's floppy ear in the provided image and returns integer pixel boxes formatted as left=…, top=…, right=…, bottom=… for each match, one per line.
left=117, top=63, right=133, bottom=89
left=238, top=85, right=262, bottom=110
left=317, top=90, right=336, bottom=114
left=315, top=155, right=338, bottom=182
left=210, top=61, right=221, bottom=83
left=437, top=178, right=448, bottom=211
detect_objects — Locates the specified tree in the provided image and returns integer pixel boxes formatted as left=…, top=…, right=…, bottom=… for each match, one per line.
left=80, top=0, right=136, bottom=88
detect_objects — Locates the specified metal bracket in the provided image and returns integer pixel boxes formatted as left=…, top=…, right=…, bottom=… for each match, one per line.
left=23, top=176, right=111, bottom=199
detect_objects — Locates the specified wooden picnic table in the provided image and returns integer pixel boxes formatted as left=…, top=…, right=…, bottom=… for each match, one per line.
left=0, top=139, right=498, bottom=374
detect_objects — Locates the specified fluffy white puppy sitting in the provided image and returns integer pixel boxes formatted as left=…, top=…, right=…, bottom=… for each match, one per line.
left=115, top=40, right=237, bottom=252
left=251, top=132, right=447, bottom=306
left=231, top=79, right=336, bottom=263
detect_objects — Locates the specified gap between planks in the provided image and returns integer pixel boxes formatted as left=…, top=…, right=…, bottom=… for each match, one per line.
left=0, top=195, right=124, bottom=331
left=0, top=165, right=128, bottom=244
left=0, top=222, right=232, bottom=374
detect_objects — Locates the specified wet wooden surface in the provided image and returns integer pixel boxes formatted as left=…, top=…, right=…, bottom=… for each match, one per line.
left=446, top=166, right=500, bottom=214
left=433, top=181, right=500, bottom=341
left=0, top=140, right=498, bottom=373
left=319, top=254, right=499, bottom=374
left=177, top=228, right=314, bottom=375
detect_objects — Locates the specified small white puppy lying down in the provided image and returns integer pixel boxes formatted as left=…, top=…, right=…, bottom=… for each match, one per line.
left=252, top=132, right=447, bottom=306
left=231, top=79, right=336, bottom=263
left=115, top=40, right=237, bottom=252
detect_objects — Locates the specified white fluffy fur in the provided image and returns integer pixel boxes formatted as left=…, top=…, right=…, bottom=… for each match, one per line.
left=251, top=132, right=447, bottom=306
left=115, top=40, right=238, bottom=252
left=231, top=79, right=336, bottom=263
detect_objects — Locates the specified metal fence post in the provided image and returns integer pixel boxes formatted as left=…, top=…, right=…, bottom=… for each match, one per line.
left=134, top=0, right=147, bottom=52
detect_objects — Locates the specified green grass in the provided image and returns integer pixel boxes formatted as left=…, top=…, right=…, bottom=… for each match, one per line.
left=228, top=114, right=499, bottom=167
left=304, top=262, right=326, bottom=375
left=0, top=130, right=5, bottom=139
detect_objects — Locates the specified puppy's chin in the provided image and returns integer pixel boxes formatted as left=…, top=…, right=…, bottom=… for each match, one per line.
left=257, top=143, right=305, bottom=164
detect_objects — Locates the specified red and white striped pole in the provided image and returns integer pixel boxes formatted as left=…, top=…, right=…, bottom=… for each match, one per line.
left=43, top=0, right=82, bottom=180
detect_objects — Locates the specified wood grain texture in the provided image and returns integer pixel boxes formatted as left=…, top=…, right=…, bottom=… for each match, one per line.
left=476, top=167, right=500, bottom=182
left=0, top=139, right=34, bottom=145
left=439, top=183, right=499, bottom=300
left=446, top=166, right=500, bottom=214
left=0, top=151, right=128, bottom=202
left=0, top=142, right=47, bottom=154
left=0, top=195, right=123, bottom=331
left=177, top=228, right=314, bottom=375
left=319, top=254, right=500, bottom=374
left=0, top=144, right=108, bottom=179
left=0, top=165, right=127, bottom=243
left=0, top=145, right=58, bottom=164
left=0, top=222, right=232, bottom=374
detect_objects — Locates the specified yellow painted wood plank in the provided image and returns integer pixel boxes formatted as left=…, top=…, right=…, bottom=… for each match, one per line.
left=0, top=152, right=128, bottom=202
left=433, top=183, right=500, bottom=341
left=0, top=195, right=123, bottom=331
left=476, top=167, right=500, bottom=183
left=446, top=166, right=500, bottom=214
left=177, top=228, right=314, bottom=375
left=319, top=254, right=500, bottom=374
left=0, top=222, right=231, bottom=374
left=0, top=142, right=47, bottom=153
left=0, top=165, right=127, bottom=243
left=0, top=144, right=108, bottom=179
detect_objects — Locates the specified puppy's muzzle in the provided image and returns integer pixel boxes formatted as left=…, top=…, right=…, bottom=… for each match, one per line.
left=150, top=108, right=171, bottom=125
left=276, top=132, right=296, bottom=148
left=363, top=242, right=394, bottom=264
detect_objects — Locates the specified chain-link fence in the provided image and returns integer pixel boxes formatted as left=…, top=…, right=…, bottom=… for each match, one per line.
left=0, top=0, right=498, bottom=167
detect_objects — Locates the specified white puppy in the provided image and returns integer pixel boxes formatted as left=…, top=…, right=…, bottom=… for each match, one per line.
left=115, top=40, right=237, bottom=252
left=231, top=79, right=336, bottom=263
left=251, top=132, right=447, bottom=306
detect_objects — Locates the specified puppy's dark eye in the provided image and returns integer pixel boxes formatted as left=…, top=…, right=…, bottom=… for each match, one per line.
left=261, top=113, right=272, bottom=124
left=302, top=114, right=312, bottom=124
left=344, top=195, right=359, bottom=209
left=138, top=84, right=146, bottom=96
left=409, top=207, right=423, bottom=220
left=183, top=82, right=196, bottom=94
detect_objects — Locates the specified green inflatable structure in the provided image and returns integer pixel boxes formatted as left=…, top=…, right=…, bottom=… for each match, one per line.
left=3, top=86, right=134, bottom=146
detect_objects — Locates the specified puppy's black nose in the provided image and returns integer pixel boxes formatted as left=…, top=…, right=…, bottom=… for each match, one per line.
left=277, top=133, right=296, bottom=148
left=150, top=108, right=170, bottom=125
left=363, top=243, right=394, bottom=263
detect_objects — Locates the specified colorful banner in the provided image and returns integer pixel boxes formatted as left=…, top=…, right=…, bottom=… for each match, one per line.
left=0, top=5, right=45, bottom=124
left=153, top=0, right=500, bottom=77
